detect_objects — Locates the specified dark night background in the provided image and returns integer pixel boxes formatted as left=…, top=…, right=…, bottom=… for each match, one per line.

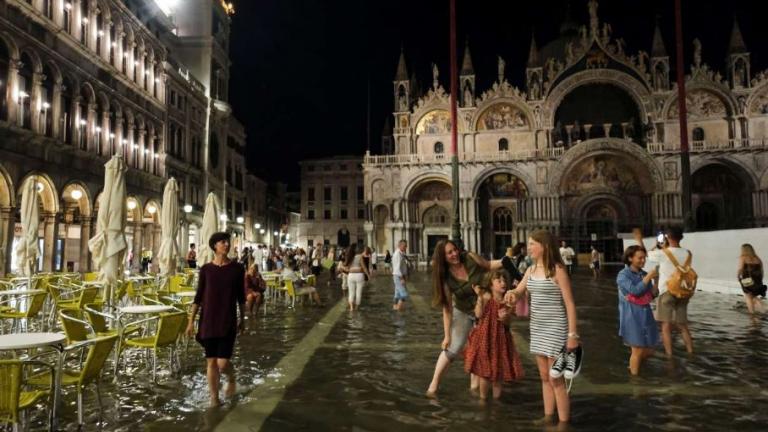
left=228, top=0, right=761, bottom=190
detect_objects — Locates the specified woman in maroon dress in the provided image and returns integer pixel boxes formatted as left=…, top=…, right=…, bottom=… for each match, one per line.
left=186, top=232, right=246, bottom=407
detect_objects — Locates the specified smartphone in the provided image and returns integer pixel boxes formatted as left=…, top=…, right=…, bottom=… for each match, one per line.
left=656, top=231, right=665, bottom=244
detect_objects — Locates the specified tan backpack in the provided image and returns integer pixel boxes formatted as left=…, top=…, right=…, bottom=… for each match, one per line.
left=663, top=248, right=697, bottom=299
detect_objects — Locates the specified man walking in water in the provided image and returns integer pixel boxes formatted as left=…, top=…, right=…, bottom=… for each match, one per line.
left=392, top=240, right=409, bottom=311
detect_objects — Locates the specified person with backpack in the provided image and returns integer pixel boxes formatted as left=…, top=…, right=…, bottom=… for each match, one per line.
left=647, top=227, right=696, bottom=358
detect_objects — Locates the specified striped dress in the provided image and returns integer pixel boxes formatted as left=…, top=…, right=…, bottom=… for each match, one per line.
left=527, top=275, right=568, bottom=358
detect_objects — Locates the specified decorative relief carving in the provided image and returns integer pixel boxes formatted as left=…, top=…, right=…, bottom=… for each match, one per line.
left=663, top=161, right=678, bottom=180
left=477, top=103, right=527, bottom=131
left=563, top=156, right=641, bottom=194
left=416, top=110, right=451, bottom=135
left=668, top=90, right=727, bottom=119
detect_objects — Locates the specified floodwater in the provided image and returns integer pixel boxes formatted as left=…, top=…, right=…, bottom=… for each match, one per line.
left=23, top=269, right=768, bottom=431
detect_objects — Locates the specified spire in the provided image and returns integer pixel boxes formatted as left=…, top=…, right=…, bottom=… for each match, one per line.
left=527, top=33, right=540, bottom=67
left=651, top=19, right=667, bottom=57
left=395, top=46, right=408, bottom=81
left=728, top=19, right=747, bottom=54
left=559, top=1, right=578, bottom=35
left=461, top=39, right=474, bottom=75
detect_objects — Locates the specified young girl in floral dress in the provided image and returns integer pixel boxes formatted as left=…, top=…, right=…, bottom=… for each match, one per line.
left=464, top=269, right=524, bottom=400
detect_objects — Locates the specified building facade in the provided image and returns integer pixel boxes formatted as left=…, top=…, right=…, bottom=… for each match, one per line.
left=0, top=0, right=270, bottom=274
left=298, top=156, right=365, bottom=249
left=364, top=1, right=768, bottom=261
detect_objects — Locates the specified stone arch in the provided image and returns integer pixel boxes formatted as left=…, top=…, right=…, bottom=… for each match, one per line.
left=684, top=156, right=759, bottom=192
left=573, top=193, right=630, bottom=222
left=0, top=31, right=21, bottom=61
left=664, top=85, right=736, bottom=120
left=80, top=81, right=96, bottom=104
left=422, top=204, right=450, bottom=226
left=746, top=81, right=768, bottom=115
left=414, top=109, right=452, bottom=135
left=18, top=47, right=42, bottom=74
left=0, top=162, right=14, bottom=208
left=18, top=172, right=58, bottom=214
left=543, top=70, right=651, bottom=129
left=122, top=194, right=142, bottom=222
left=61, top=181, right=92, bottom=217
left=143, top=199, right=161, bottom=224
left=690, top=159, right=756, bottom=230
left=472, top=166, right=535, bottom=197
left=473, top=99, right=533, bottom=132
left=402, top=171, right=451, bottom=200
left=548, top=138, right=663, bottom=195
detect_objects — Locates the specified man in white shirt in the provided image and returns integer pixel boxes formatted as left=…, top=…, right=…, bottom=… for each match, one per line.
left=391, top=240, right=409, bottom=311
left=644, top=227, right=694, bottom=357
left=253, top=246, right=263, bottom=271
left=559, top=241, right=575, bottom=275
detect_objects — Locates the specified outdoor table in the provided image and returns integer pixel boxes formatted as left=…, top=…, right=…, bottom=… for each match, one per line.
left=0, top=332, right=66, bottom=431
left=176, top=291, right=197, bottom=298
left=0, top=289, right=45, bottom=296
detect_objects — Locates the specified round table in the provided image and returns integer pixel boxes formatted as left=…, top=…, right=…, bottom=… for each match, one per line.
left=0, top=332, right=65, bottom=350
left=118, top=305, right=174, bottom=314
left=176, top=291, right=197, bottom=298
left=0, top=332, right=66, bottom=429
left=0, top=289, right=45, bottom=296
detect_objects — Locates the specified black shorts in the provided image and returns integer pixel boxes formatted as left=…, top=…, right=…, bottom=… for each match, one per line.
left=592, top=261, right=600, bottom=270
left=199, top=335, right=236, bottom=359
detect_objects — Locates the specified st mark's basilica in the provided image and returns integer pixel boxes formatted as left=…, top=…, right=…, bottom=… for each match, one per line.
left=361, top=1, right=768, bottom=262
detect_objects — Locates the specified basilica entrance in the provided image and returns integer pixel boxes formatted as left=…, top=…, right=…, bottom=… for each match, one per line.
left=476, top=172, right=528, bottom=258
left=692, top=163, right=753, bottom=231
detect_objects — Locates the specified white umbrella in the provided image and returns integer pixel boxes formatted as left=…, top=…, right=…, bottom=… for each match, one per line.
left=157, top=178, right=179, bottom=287
left=198, top=192, right=219, bottom=265
left=14, top=176, right=39, bottom=279
left=88, top=155, right=128, bottom=305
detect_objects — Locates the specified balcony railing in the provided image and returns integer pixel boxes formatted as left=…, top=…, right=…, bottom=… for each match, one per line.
left=647, top=139, right=768, bottom=154
left=363, top=147, right=564, bottom=166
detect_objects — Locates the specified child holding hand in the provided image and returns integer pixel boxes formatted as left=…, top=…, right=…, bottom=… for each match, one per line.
left=464, top=269, right=524, bottom=400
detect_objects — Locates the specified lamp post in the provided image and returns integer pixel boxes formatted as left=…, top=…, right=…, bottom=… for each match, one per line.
left=41, top=101, right=50, bottom=135
left=78, top=118, right=87, bottom=150
left=674, top=0, right=693, bottom=231
left=448, top=0, right=462, bottom=248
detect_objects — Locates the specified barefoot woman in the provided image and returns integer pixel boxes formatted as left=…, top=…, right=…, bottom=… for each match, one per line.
left=426, top=239, right=506, bottom=396
left=186, top=232, right=246, bottom=406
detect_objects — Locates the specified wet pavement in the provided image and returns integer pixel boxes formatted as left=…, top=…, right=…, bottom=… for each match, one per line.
left=22, top=269, right=768, bottom=431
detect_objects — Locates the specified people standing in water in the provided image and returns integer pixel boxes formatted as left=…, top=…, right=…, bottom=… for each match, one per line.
left=426, top=239, right=505, bottom=397
left=391, top=240, right=410, bottom=311
left=738, top=244, right=766, bottom=314
left=617, top=229, right=660, bottom=375
left=504, top=230, right=580, bottom=427
left=647, top=227, right=694, bottom=358
left=340, top=244, right=370, bottom=311
left=464, top=269, right=524, bottom=400
left=590, top=245, right=601, bottom=279
left=244, top=263, right=266, bottom=317
left=186, top=232, right=246, bottom=407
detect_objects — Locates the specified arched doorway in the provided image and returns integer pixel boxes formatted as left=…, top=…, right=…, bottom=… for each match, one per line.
left=337, top=228, right=350, bottom=248
left=476, top=172, right=528, bottom=258
left=407, top=179, right=452, bottom=258
left=61, top=182, right=92, bottom=272
left=692, top=163, right=753, bottom=230
left=423, top=204, right=450, bottom=259
left=581, top=199, right=622, bottom=262
left=13, top=174, right=58, bottom=272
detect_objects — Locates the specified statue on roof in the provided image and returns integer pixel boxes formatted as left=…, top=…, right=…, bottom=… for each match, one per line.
left=588, top=0, right=599, bottom=37
left=693, top=38, right=702, bottom=68
left=498, top=56, right=506, bottom=83
left=432, top=63, right=439, bottom=87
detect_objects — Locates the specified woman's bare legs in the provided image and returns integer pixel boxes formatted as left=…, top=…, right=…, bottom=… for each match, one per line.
left=744, top=292, right=755, bottom=314
left=536, top=355, right=570, bottom=423
left=206, top=359, right=221, bottom=406
left=492, top=381, right=503, bottom=399
left=426, top=351, right=452, bottom=396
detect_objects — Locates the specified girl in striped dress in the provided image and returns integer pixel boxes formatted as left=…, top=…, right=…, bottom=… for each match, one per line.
left=505, top=230, right=580, bottom=427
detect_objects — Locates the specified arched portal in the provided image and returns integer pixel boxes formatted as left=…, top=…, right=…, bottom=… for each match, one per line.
left=407, top=179, right=452, bottom=258
left=692, top=163, right=753, bottom=230
left=373, top=204, right=389, bottom=253
left=476, top=172, right=528, bottom=258
left=61, top=182, right=92, bottom=271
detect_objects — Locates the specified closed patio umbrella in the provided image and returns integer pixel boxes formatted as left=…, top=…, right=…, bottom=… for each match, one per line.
left=88, top=155, right=128, bottom=305
left=157, top=178, right=180, bottom=288
left=198, top=192, right=219, bottom=266
left=14, top=176, right=40, bottom=279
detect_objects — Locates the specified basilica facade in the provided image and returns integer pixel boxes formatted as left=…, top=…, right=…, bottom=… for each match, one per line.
left=363, top=1, right=768, bottom=262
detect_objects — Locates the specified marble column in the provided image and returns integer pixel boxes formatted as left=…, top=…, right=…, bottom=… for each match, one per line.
left=87, top=103, right=97, bottom=152
left=0, top=208, right=13, bottom=275
left=6, top=60, right=20, bottom=124
left=31, top=72, right=44, bottom=134
left=79, top=217, right=92, bottom=272
left=42, top=213, right=57, bottom=272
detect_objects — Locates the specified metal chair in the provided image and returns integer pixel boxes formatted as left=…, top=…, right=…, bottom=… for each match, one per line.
left=119, top=311, right=187, bottom=382
left=0, top=359, right=54, bottom=431
left=0, top=291, right=48, bottom=333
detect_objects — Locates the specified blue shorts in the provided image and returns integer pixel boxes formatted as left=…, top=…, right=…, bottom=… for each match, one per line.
left=393, top=276, right=409, bottom=303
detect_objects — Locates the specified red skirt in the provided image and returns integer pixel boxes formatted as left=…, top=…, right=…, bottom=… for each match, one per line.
left=464, top=298, right=524, bottom=382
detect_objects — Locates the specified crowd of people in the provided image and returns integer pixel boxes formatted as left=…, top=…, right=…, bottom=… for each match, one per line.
left=182, top=227, right=765, bottom=427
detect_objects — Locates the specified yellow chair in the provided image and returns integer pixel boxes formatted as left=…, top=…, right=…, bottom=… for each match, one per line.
left=59, top=310, right=94, bottom=344
left=120, top=311, right=187, bottom=382
left=82, top=272, right=99, bottom=283
left=167, top=275, right=186, bottom=294
left=0, top=359, right=53, bottom=430
left=0, top=291, right=48, bottom=333
left=28, top=335, right=118, bottom=427
left=281, top=279, right=312, bottom=308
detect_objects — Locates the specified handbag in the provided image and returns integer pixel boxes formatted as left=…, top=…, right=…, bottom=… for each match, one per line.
left=626, top=290, right=654, bottom=306
left=740, top=277, right=755, bottom=288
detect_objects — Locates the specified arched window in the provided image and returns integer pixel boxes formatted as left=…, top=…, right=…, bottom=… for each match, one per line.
left=17, top=53, right=34, bottom=130
left=434, top=141, right=444, bottom=154
left=498, top=138, right=509, bottom=152
left=692, top=127, right=705, bottom=142
left=423, top=205, right=449, bottom=226
left=493, top=207, right=514, bottom=232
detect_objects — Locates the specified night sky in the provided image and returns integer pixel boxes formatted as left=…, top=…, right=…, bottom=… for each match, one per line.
left=228, top=0, right=762, bottom=190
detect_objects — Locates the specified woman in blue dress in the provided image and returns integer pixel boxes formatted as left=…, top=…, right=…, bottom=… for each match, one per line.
left=617, top=243, right=660, bottom=376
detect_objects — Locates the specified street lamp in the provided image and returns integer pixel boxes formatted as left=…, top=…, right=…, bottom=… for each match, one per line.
left=259, top=229, right=265, bottom=234
left=236, top=216, right=244, bottom=224
left=70, top=189, right=83, bottom=200
left=219, top=213, right=228, bottom=222
left=183, top=204, right=192, bottom=213
left=78, top=119, right=87, bottom=149
left=254, top=223, right=261, bottom=229
left=41, top=101, right=50, bottom=135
